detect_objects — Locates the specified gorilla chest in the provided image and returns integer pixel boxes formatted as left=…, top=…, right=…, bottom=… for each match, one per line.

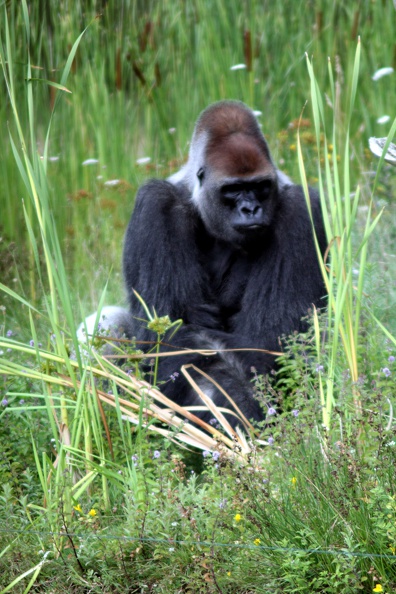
left=203, top=243, right=252, bottom=319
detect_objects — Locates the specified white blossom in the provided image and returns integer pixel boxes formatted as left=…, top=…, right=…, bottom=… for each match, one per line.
left=82, top=158, right=99, bottom=166
left=136, top=157, right=151, bottom=165
left=230, top=63, right=247, bottom=71
left=372, top=67, right=394, bottom=81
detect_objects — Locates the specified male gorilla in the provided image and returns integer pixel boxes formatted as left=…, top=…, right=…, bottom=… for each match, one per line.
left=84, top=101, right=326, bottom=425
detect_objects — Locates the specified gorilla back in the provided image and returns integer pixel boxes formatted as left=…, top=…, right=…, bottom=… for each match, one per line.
left=123, top=101, right=326, bottom=425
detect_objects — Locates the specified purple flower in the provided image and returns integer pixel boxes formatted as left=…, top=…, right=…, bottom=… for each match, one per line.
left=1, top=398, right=8, bottom=407
left=292, top=409, right=299, bottom=417
left=202, top=450, right=210, bottom=458
left=267, top=437, right=274, bottom=445
left=19, top=399, right=25, bottom=405
left=382, top=367, right=391, bottom=378
left=209, top=418, right=218, bottom=426
left=316, top=364, right=324, bottom=373
left=212, top=451, right=220, bottom=461
left=6, top=330, right=13, bottom=337
left=388, top=355, right=395, bottom=363
left=219, top=498, right=227, bottom=509
left=153, top=450, right=161, bottom=459
left=29, top=339, right=35, bottom=347
left=169, top=372, right=179, bottom=382
left=131, top=454, right=138, bottom=463
left=267, top=407, right=276, bottom=416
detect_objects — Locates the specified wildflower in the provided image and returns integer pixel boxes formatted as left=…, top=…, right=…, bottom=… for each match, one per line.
left=6, top=330, right=13, bottom=337
left=267, top=406, right=276, bottom=416
left=73, top=504, right=82, bottom=513
left=373, top=585, right=383, bottom=592
left=316, top=364, right=324, bottom=373
left=291, top=476, right=297, bottom=487
left=19, top=399, right=25, bottom=405
left=254, top=538, right=261, bottom=546
left=132, top=454, right=138, bottom=464
left=292, top=409, right=299, bottom=417
left=153, top=450, right=161, bottom=459
left=169, top=372, right=179, bottom=381
left=1, top=398, right=8, bottom=407
left=388, top=355, right=395, bottom=363
left=230, top=63, right=247, bottom=70
left=29, top=339, right=35, bottom=347
left=219, top=498, right=227, bottom=509
left=171, top=522, right=178, bottom=526
left=212, top=451, right=220, bottom=461
left=202, top=450, right=210, bottom=458
left=104, top=179, right=120, bottom=187
left=209, top=418, right=218, bottom=426
left=382, top=367, right=391, bottom=377
left=234, top=513, right=242, bottom=522
left=88, top=509, right=97, bottom=517
left=82, top=158, right=99, bottom=166
left=267, top=437, right=274, bottom=445
left=372, top=66, right=394, bottom=81
left=168, top=547, right=175, bottom=552
left=136, top=157, right=151, bottom=165
left=377, top=115, right=391, bottom=125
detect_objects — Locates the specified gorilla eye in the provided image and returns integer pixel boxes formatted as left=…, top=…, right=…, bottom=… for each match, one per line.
left=197, top=168, right=205, bottom=185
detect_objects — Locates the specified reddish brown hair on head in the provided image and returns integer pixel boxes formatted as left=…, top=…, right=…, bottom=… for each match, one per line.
left=195, top=101, right=273, bottom=177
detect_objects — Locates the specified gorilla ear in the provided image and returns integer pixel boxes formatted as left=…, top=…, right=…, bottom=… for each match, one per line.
left=197, top=167, right=205, bottom=185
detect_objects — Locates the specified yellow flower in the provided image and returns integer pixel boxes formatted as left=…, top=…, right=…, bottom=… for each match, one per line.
left=73, top=504, right=82, bottom=513
left=234, top=513, right=242, bottom=522
left=373, top=585, right=383, bottom=592
left=291, top=476, right=297, bottom=487
left=226, top=571, right=231, bottom=576
left=254, top=538, right=261, bottom=546
left=88, top=508, right=97, bottom=517
left=389, top=545, right=396, bottom=555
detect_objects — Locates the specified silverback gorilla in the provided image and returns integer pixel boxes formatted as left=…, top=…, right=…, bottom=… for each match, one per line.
left=81, top=101, right=327, bottom=426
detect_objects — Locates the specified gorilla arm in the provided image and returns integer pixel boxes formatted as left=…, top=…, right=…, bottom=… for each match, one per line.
left=123, top=179, right=219, bottom=342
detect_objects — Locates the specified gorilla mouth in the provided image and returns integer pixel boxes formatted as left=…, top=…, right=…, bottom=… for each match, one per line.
left=234, top=223, right=265, bottom=232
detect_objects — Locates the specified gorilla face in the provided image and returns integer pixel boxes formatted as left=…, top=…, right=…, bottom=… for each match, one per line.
left=191, top=121, right=279, bottom=247
left=196, top=171, right=278, bottom=248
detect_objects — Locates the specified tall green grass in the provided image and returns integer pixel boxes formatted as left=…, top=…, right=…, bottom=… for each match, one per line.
left=1, top=1, right=395, bottom=316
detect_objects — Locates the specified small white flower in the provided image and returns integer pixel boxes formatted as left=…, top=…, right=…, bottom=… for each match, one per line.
left=168, top=127, right=176, bottom=134
left=82, top=158, right=99, bottom=166
left=168, top=547, right=175, bottom=552
left=49, top=156, right=60, bottom=162
left=253, top=110, right=262, bottom=117
left=104, top=179, right=121, bottom=187
left=230, top=63, right=247, bottom=71
left=376, top=115, right=391, bottom=124
left=171, top=521, right=178, bottom=526
left=372, top=67, right=394, bottom=81
left=136, top=157, right=151, bottom=165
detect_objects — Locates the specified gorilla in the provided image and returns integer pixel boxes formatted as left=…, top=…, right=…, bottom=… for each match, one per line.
left=81, top=101, right=326, bottom=426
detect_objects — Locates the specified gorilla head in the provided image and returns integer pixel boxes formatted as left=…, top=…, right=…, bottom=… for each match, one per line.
left=177, top=101, right=279, bottom=246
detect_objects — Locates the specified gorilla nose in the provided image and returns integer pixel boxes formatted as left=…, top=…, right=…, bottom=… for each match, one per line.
left=241, top=204, right=260, bottom=216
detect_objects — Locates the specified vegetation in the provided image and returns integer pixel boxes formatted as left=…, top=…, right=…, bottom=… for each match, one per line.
left=0, top=1, right=396, bottom=592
